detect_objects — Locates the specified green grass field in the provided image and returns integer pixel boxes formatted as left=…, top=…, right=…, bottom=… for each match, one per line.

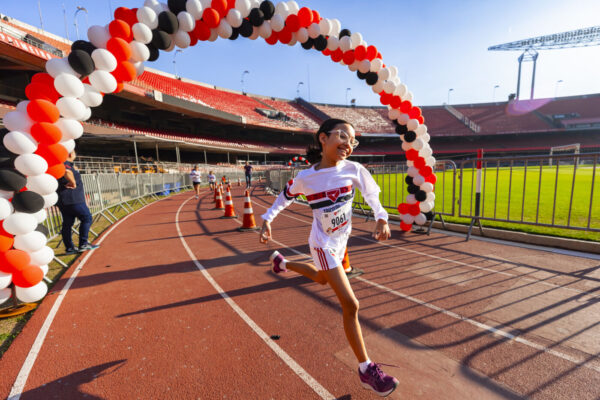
left=355, top=164, right=600, bottom=242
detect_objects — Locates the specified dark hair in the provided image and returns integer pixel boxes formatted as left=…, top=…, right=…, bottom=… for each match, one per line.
left=306, top=118, right=354, bottom=164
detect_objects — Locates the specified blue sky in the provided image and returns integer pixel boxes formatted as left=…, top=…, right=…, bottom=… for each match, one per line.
left=3, top=0, right=600, bottom=106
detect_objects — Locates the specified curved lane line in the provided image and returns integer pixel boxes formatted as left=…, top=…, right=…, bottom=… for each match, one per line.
left=175, top=196, right=334, bottom=400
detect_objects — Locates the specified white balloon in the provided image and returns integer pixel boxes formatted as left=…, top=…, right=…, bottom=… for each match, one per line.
left=89, top=70, right=118, bottom=93
left=358, top=59, right=370, bottom=74
left=426, top=192, right=436, bottom=202
left=307, top=23, right=320, bottom=39
left=407, top=119, right=419, bottom=131
left=378, top=68, right=391, bottom=82
left=235, top=0, right=252, bottom=18
left=412, top=138, right=424, bottom=151
left=27, top=174, right=58, bottom=196
left=138, top=6, right=159, bottom=29
left=274, top=1, right=289, bottom=17
left=174, top=30, right=192, bottom=47
left=81, top=105, right=91, bottom=122
left=199, top=0, right=211, bottom=8
left=372, top=80, right=385, bottom=94
left=132, top=22, right=153, bottom=44
left=287, top=32, right=297, bottom=46
left=249, top=26, right=260, bottom=40
left=388, top=108, right=400, bottom=121
left=405, top=91, right=414, bottom=102
left=61, top=139, right=76, bottom=153
left=419, top=201, right=434, bottom=213
left=339, top=36, right=352, bottom=52
left=258, top=21, right=273, bottom=39
left=407, top=166, right=419, bottom=178
left=415, top=213, right=427, bottom=226
left=14, top=231, right=47, bottom=252
left=369, top=58, right=383, bottom=73
left=406, top=194, right=417, bottom=204
left=130, top=41, right=151, bottom=62
left=413, top=175, right=425, bottom=186
left=0, top=190, right=12, bottom=200
left=318, top=18, right=331, bottom=36
left=15, top=281, right=48, bottom=303
left=226, top=9, right=243, bottom=28
left=383, top=80, right=395, bottom=94
left=347, top=61, right=359, bottom=72
left=421, top=182, right=434, bottom=193
left=401, top=141, right=412, bottom=152
left=401, top=213, right=415, bottom=224
left=397, top=113, right=410, bottom=125
left=3, top=131, right=37, bottom=154
left=46, top=58, right=79, bottom=79
left=78, top=84, right=103, bottom=108
left=56, top=97, right=87, bottom=120
left=394, top=83, right=407, bottom=98
left=350, top=32, right=362, bottom=48
left=30, top=246, right=54, bottom=266
left=3, top=111, right=34, bottom=133
left=43, top=192, right=58, bottom=208
left=422, top=133, right=431, bottom=143
left=327, top=36, right=339, bottom=51
left=420, top=146, right=433, bottom=158
left=133, top=61, right=145, bottom=77
left=14, top=154, right=48, bottom=176
left=56, top=118, right=83, bottom=140
left=286, top=1, right=299, bottom=14
left=0, top=274, right=11, bottom=291
left=54, top=73, right=84, bottom=98
left=39, top=264, right=49, bottom=276
left=388, top=65, right=398, bottom=79
left=3, top=212, right=37, bottom=235
left=0, top=198, right=13, bottom=220
left=177, top=11, right=195, bottom=32
left=186, top=0, right=204, bottom=19
left=296, top=27, right=308, bottom=43
left=33, top=208, right=47, bottom=224
left=330, top=19, right=341, bottom=36
left=426, top=156, right=437, bottom=166
left=91, top=48, right=117, bottom=72
left=88, top=25, right=111, bottom=48
left=216, top=20, right=232, bottom=39
left=270, top=14, right=285, bottom=32
left=406, top=160, right=414, bottom=167
left=16, top=101, right=29, bottom=113
left=415, top=124, right=427, bottom=136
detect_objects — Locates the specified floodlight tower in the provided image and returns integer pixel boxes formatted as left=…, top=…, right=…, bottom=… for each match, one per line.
left=488, top=26, right=600, bottom=99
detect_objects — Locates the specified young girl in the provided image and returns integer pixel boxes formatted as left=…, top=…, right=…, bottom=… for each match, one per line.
left=259, top=118, right=399, bottom=397
left=190, top=165, right=202, bottom=199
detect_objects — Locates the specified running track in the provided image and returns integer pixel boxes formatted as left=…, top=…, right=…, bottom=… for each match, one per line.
left=0, top=186, right=598, bottom=399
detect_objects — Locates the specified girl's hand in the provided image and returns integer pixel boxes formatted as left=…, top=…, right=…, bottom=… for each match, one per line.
left=373, top=219, right=390, bottom=241
left=259, top=220, right=272, bottom=244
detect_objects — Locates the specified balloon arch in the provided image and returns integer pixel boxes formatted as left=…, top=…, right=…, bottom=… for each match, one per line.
left=287, top=155, right=309, bottom=166
left=0, top=0, right=437, bottom=303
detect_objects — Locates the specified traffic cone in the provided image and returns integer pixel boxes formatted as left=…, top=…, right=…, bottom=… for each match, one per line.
left=221, top=188, right=237, bottom=218
left=238, top=190, right=260, bottom=231
left=214, top=187, right=224, bottom=210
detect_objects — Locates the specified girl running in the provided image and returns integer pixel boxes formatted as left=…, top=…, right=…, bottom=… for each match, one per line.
left=259, top=118, right=399, bottom=397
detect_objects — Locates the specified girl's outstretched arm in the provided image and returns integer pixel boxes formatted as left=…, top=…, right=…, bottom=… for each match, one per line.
left=259, top=220, right=271, bottom=243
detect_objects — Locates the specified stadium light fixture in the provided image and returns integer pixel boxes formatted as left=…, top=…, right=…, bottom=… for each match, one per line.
left=74, top=6, right=88, bottom=40
left=447, top=88, right=454, bottom=104
left=493, top=85, right=500, bottom=102
left=173, top=49, right=183, bottom=79
left=345, top=88, right=352, bottom=106
left=37, top=1, right=44, bottom=30
left=555, top=79, right=563, bottom=98
left=296, top=81, right=304, bottom=98
left=241, top=70, right=249, bottom=94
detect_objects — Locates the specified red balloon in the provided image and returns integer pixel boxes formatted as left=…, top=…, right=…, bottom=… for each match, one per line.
left=330, top=49, right=343, bottom=63
left=297, top=7, right=313, bottom=27
left=31, top=72, right=55, bottom=88
left=0, top=249, right=30, bottom=274
left=312, top=10, right=320, bottom=22
left=376, top=52, right=383, bottom=59
left=419, top=166, right=433, bottom=177
left=112, top=61, right=137, bottom=82
left=12, top=265, right=44, bottom=288
left=425, top=173, right=437, bottom=184
left=109, top=19, right=133, bottom=42
left=114, top=7, right=138, bottom=26
left=113, top=82, right=125, bottom=93
left=189, top=34, right=198, bottom=46
left=405, top=149, right=419, bottom=161
left=193, top=20, right=211, bottom=41
left=46, top=163, right=66, bottom=179
left=227, top=0, right=236, bottom=9
left=0, top=226, right=14, bottom=253
left=366, top=45, right=377, bottom=61
left=106, top=37, right=132, bottom=62
left=35, top=143, right=68, bottom=165
left=322, top=48, right=331, bottom=56
left=285, top=14, right=300, bottom=32
left=25, top=82, right=59, bottom=103
left=278, top=28, right=292, bottom=44
left=391, top=96, right=402, bottom=109
left=27, top=99, right=60, bottom=123
left=400, top=222, right=412, bottom=232
left=408, top=106, right=421, bottom=119
left=30, top=122, right=62, bottom=144
left=414, top=157, right=426, bottom=169
left=417, top=116, right=425, bottom=124
left=203, top=8, right=221, bottom=28
left=408, top=203, right=421, bottom=216
left=211, top=0, right=228, bottom=17
left=400, top=100, right=412, bottom=114
left=265, top=31, right=278, bottom=45
left=342, top=50, right=355, bottom=65
left=380, top=93, right=392, bottom=106
left=354, top=45, right=367, bottom=61
left=397, top=203, right=409, bottom=214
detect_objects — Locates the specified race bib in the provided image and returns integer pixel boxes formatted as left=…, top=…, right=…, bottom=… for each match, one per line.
left=320, top=202, right=352, bottom=235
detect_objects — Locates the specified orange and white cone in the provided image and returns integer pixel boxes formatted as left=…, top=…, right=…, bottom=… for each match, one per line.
left=221, top=188, right=237, bottom=218
left=238, top=190, right=260, bottom=231
left=214, top=187, right=224, bottom=210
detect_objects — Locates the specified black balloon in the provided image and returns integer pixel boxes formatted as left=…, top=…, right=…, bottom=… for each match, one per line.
left=71, top=40, right=96, bottom=55
left=229, top=28, right=240, bottom=40
left=146, top=44, right=159, bottom=61
left=395, top=124, right=408, bottom=135
left=35, top=223, right=49, bottom=236
left=167, top=0, right=187, bottom=15
left=239, top=20, right=253, bottom=37
left=365, top=72, right=378, bottom=85
left=151, top=29, right=172, bottom=50
left=425, top=211, right=434, bottom=220
left=249, top=8, right=265, bottom=27
left=357, top=71, right=367, bottom=80
left=404, top=131, right=417, bottom=142
left=12, top=191, right=44, bottom=214
left=0, top=169, right=26, bottom=192
left=260, top=1, right=275, bottom=19
left=405, top=176, right=413, bottom=185
left=158, top=11, right=179, bottom=34
left=313, top=35, right=327, bottom=51
left=339, top=29, right=351, bottom=38
left=301, top=38, right=314, bottom=50
left=415, top=190, right=427, bottom=202
left=407, top=184, right=419, bottom=194
left=68, top=50, right=95, bottom=76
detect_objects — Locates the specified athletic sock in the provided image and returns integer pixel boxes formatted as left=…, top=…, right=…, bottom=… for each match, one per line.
left=359, top=359, right=372, bottom=374
left=280, top=259, right=287, bottom=270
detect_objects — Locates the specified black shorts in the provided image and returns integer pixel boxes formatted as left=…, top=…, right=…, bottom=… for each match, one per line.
left=193, top=182, right=201, bottom=188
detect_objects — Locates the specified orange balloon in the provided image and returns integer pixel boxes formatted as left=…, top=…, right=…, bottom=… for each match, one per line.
left=203, top=8, right=220, bottom=28
left=106, top=37, right=132, bottom=62
left=0, top=249, right=30, bottom=274
left=27, top=99, right=60, bottom=123
left=35, top=143, right=68, bottom=165
left=297, top=7, right=313, bottom=28
left=30, top=122, right=62, bottom=144
left=109, top=19, right=133, bottom=41
left=114, top=82, right=124, bottom=93
left=12, top=265, right=44, bottom=288
left=112, top=61, right=137, bottom=82
left=0, top=226, right=14, bottom=253
left=46, top=163, right=66, bottom=179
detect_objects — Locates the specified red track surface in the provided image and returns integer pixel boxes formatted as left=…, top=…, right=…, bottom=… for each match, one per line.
left=0, top=187, right=599, bottom=399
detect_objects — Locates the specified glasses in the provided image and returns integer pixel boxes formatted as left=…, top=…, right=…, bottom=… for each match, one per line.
left=330, top=129, right=359, bottom=149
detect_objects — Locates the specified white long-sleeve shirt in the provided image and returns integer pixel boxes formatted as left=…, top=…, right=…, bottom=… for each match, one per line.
left=190, top=169, right=202, bottom=183
left=262, top=160, right=388, bottom=249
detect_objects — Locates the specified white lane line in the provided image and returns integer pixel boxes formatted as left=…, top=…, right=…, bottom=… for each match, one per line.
left=176, top=197, right=333, bottom=400
left=249, top=197, right=600, bottom=373
left=8, top=197, right=166, bottom=400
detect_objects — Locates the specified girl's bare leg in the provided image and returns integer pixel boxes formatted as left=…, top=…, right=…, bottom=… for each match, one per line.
left=285, top=261, right=327, bottom=285
left=323, top=266, right=368, bottom=362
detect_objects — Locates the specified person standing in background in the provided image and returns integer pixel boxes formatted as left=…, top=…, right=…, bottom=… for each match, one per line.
left=207, top=170, right=216, bottom=191
left=244, top=162, right=253, bottom=188
left=190, top=165, right=202, bottom=199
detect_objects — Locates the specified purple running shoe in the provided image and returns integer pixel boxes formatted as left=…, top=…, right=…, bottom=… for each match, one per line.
left=269, top=251, right=287, bottom=273
left=359, top=362, right=399, bottom=397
